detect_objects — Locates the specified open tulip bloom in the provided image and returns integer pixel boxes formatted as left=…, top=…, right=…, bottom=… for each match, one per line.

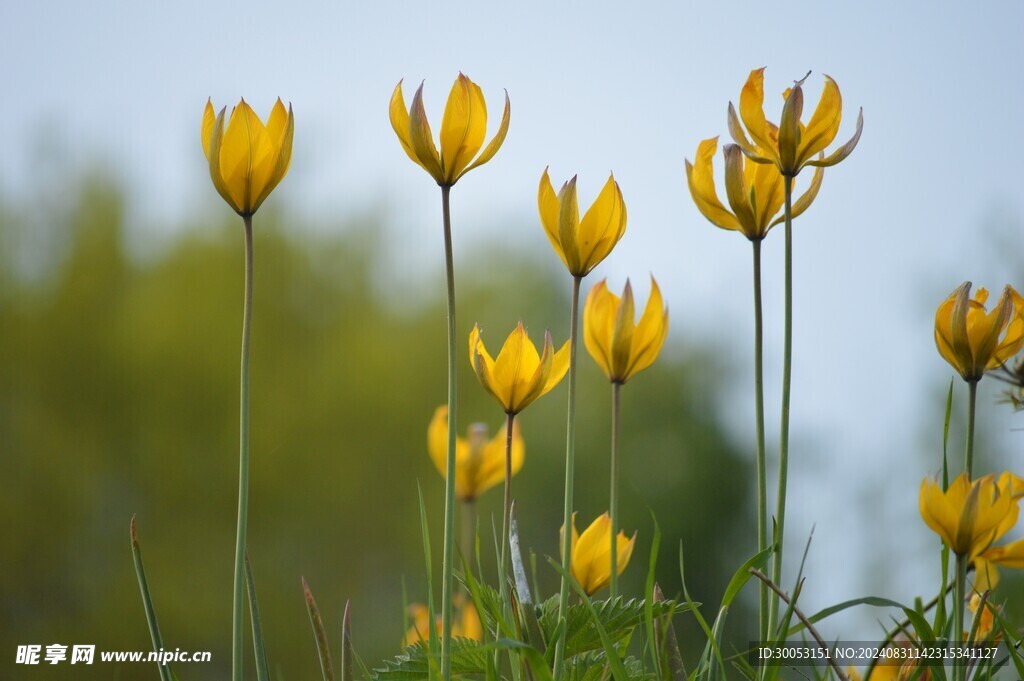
left=584, top=277, right=668, bottom=385
left=539, top=170, right=627, bottom=279
left=202, top=98, right=294, bottom=217
left=935, top=282, right=1024, bottom=384
left=560, top=513, right=636, bottom=596
left=728, top=68, right=862, bottom=178
left=427, top=405, right=524, bottom=503
left=469, top=322, right=569, bottom=416
left=685, top=136, right=822, bottom=242
left=389, top=73, right=510, bottom=187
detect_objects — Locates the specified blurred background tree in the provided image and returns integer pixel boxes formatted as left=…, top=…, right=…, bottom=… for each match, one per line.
left=0, top=169, right=754, bottom=679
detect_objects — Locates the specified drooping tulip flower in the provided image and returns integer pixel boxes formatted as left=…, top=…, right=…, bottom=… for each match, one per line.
left=560, top=512, right=636, bottom=596
left=583, top=277, right=669, bottom=384
left=934, top=283, right=1024, bottom=383
left=389, top=74, right=510, bottom=187
left=728, top=68, right=862, bottom=177
left=202, top=98, right=294, bottom=216
left=685, top=137, right=822, bottom=241
left=469, top=322, right=569, bottom=415
left=538, top=170, right=627, bottom=278
left=426, top=406, right=524, bottom=502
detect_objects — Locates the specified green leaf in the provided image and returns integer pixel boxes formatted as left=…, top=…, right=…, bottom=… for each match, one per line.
left=785, top=596, right=907, bottom=637
left=537, top=593, right=692, bottom=658
left=722, top=546, right=772, bottom=608
left=130, top=516, right=174, bottom=681
left=371, top=638, right=495, bottom=681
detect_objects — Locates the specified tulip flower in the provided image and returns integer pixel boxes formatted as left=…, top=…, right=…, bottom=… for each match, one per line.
left=966, top=594, right=999, bottom=642
left=426, top=406, right=524, bottom=502
left=685, top=137, right=822, bottom=241
left=934, top=283, right=1024, bottom=383
left=728, top=68, right=863, bottom=177
left=560, top=513, right=636, bottom=596
left=538, top=170, right=627, bottom=278
left=402, top=599, right=482, bottom=647
left=919, top=473, right=1019, bottom=560
left=584, top=277, right=669, bottom=384
left=389, top=74, right=510, bottom=187
left=202, top=98, right=294, bottom=216
left=469, top=322, right=569, bottom=416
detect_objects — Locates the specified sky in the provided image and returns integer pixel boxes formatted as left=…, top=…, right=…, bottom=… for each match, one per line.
left=3, top=0, right=1024, bottom=640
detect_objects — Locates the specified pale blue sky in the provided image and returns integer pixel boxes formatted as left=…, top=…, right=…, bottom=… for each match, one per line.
left=3, top=0, right=1024, bottom=638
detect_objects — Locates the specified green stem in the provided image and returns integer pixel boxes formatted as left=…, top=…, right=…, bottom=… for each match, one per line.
left=751, top=238, right=768, bottom=645
left=767, top=176, right=794, bottom=638
left=609, top=381, right=622, bottom=599
left=500, top=412, right=515, bottom=581
left=232, top=214, right=254, bottom=681
left=553, top=275, right=582, bottom=680
left=954, top=553, right=966, bottom=681
left=461, top=499, right=476, bottom=576
left=965, top=380, right=977, bottom=478
left=440, top=185, right=457, bottom=680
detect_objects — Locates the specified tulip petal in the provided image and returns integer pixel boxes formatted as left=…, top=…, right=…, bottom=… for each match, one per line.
left=722, top=144, right=757, bottom=232
left=578, top=174, right=626, bottom=275
left=202, top=99, right=216, bottom=159
left=919, top=477, right=959, bottom=550
left=205, top=105, right=240, bottom=213
left=459, top=89, right=510, bottom=180
left=797, top=76, right=843, bottom=167
left=408, top=83, right=444, bottom=184
left=583, top=280, right=617, bottom=380
left=389, top=81, right=425, bottom=169
left=252, top=102, right=294, bottom=212
left=685, top=138, right=742, bottom=233
left=543, top=339, right=571, bottom=394
left=440, top=74, right=486, bottom=182
left=538, top=169, right=569, bottom=270
left=739, top=69, right=779, bottom=160
left=558, top=177, right=582, bottom=274
left=727, top=102, right=776, bottom=164
left=624, top=276, right=669, bottom=380
left=778, top=79, right=806, bottom=172
left=610, top=280, right=636, bottom=380
left=805, top=108, right=863, bottom=169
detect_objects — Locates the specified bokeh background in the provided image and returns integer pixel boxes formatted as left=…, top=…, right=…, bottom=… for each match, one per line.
left=2, top=1, right=1024, bottom=679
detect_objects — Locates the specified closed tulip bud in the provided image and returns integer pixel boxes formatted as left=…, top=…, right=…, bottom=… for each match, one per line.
left=728, top=68, right=862, bottom=177
left=559, top=513, right=636, bottom=596
left=919, top=473, right=1019, bottom=560
left=389, top=74, right=510, bottom=187
left=685, top=137, right=823, bottom=241
left=201, top=98, right=294, bottom=217
left=934, top=282, right=1024, bottom=382
left=583, top=277, right=669, bottom=384
left=469, top=322, right=569, bottom=415
left=539, top=170, right=627, bottom=277
left=426, top=406, right=524, bottom=502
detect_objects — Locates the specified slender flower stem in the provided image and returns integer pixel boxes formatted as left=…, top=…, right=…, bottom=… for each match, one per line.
left=609, top=381, right=623, bottom=599
left=439, top=185, right=458, bottom=680
left=553, top=275, right=583, bottom=680
left=767, top=176, right=795, bottom=637
left=751, top=238, right=769, bottom=643
left=231, top=214, right=255, bottom=681
left=461, top=500, right=476, bottom=575
left=965, top=380, right=978, bottom=478
left=953, top=554, right=967, bottom=681
left=500, top=412, right=515, bottom=579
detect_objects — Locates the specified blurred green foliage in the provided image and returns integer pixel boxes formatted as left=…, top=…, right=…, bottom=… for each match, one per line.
left=0, top=172, right=753, bottom=679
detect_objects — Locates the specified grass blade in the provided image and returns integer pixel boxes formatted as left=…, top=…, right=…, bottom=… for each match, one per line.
left=303, top=576, right=335, bottom=681
left=342, top=599, right=354, bottom=681
left=130, top=516, right=174, bottom=681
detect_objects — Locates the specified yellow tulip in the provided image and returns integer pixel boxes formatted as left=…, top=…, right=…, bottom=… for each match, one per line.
left=583, top=277, right=669, bottom=384
left=919, top=473, right=1019, bottom=559
left=469, top=322, right=570, bottom=415
left=538, top=170, right=627, bottom=277
left=402, top=598, right=482, bottom=647
left=685, top=137, right=823, bottom=241
left=728, top=68, right=863, bottom=177
left=426, top=406, right=524, bottom=502
left=389, top=74, right=510, bottom=187
left=560, top=512, right=636, bottom=596
left=934, top=282, right=1024, bottom=382
left=967, top=594, right=999, bottom=642
left=201, top=98, right=294, bottom=216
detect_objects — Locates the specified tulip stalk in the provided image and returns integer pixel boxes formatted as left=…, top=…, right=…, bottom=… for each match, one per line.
left=554, top=275, right=582, bottom=680
left=953, top=553, right=967, bottom=681
left=767, top=176, right=795, bottom=637
left=609, top=381, right=622, bottom=599
left=965, top=380, right=977, bottom=478
left=439, top=185, right=458, bottom=680
left=231, top=214, right=255, bottom=681
left=751, top=238, right=769, bottom=642
left=500, top=412, right=515, bottom=578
